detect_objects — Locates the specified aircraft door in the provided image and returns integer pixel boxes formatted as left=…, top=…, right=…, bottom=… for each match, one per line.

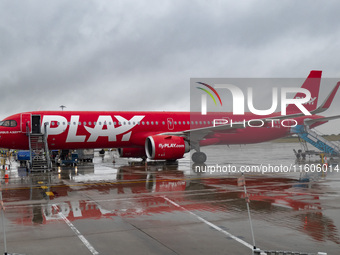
left=21, top=113, right=31, bottom=133
left=32, top=115, right=41, bottom=134
left=167, top=118, right=174, bottom=130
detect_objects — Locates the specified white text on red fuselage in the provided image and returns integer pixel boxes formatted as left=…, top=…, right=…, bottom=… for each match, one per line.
left=42, top=115, right=145, bottom=143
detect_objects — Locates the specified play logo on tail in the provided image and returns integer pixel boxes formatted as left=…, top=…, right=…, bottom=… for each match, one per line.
left=286, top=70, right=322, bottom=114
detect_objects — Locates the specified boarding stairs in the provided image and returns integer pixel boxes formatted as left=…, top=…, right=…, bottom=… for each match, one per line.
left=294, top=125, right=340, bottom=156
left=27, top=124, right=51, bottom=171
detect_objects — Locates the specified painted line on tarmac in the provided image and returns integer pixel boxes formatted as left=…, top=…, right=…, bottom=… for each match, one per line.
left=161, top=196, right=253, bottom=250
left=52, top=204, right=99, bottom=255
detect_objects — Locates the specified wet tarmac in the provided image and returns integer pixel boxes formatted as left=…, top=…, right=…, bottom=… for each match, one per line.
left=0, top=143, right=339, bottom=255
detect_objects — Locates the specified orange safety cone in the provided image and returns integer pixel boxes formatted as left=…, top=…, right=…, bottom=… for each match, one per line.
left=4, top=165, right=9, bottom=180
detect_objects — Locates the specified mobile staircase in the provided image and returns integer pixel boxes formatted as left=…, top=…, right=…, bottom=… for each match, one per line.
left=293, top=125, right=340, bottom=157
left=27, top=123, right=51, bottom=171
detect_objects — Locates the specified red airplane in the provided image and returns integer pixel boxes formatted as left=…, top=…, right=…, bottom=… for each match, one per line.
left=0, top=70, right=339, bottom=163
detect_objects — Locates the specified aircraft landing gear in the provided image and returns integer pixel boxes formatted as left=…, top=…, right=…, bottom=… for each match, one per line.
left=192, top=152, right=207, bottom=164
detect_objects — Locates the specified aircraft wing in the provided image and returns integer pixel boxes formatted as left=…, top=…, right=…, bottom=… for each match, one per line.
left=263, top=81, right=340, bottom=120
left=160, top=122, right=246, bottom=141
left=310, top=81, right=340, bottom=114
left=159, top=81, right=340, bottom=142
left=304, top=115, right=340, bottom=126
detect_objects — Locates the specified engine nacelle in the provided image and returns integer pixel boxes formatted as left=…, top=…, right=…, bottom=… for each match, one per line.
left=145, top=135, right=190, bottom=160
left=118, top=147, right=146, bottom=158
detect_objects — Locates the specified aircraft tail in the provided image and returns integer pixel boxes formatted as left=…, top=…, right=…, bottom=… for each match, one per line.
left=286, top=70, right=322, bottom=113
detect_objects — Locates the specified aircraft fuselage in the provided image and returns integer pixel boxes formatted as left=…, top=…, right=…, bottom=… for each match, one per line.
left=0, top=111, right=323, bottom=150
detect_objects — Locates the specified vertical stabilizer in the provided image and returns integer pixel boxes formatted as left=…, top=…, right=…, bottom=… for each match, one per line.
left=286, top=70, right=322, bottom=113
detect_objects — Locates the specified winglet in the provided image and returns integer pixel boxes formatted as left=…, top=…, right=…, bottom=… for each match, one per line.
left=312, top=81, right=340, bottom=114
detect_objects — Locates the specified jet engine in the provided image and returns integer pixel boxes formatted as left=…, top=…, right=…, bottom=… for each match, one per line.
left=145, top=135, right=190, bottom=160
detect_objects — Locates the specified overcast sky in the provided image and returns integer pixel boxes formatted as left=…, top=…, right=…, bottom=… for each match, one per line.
left=1, top=0, right=340, bottom=133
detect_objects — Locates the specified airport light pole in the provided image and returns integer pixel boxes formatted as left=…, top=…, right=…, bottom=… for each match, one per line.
left=238, top=174, right=257, bottom=253
left=60, top=105, right=66, bottom=111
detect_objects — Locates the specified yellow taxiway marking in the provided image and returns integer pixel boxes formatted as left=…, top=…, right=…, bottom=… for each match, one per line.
left=45, top=192, right=54, bottom=196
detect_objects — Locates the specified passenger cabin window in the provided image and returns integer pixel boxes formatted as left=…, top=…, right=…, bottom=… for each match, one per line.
left=0, top=120, right=17, bottom=127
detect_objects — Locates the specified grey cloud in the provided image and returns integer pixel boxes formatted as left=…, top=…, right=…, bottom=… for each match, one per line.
left=0, top=0, right=340, bottom=133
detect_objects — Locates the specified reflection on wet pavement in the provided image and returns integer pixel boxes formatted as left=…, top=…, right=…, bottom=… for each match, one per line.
left=0, top=145, right=339, bottom=254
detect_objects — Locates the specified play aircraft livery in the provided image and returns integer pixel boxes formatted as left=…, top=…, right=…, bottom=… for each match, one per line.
left=0, top=70, right=339, bottom=163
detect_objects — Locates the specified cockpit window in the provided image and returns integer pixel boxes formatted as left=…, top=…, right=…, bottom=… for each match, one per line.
left=0, top=120, right=17, bottom=127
